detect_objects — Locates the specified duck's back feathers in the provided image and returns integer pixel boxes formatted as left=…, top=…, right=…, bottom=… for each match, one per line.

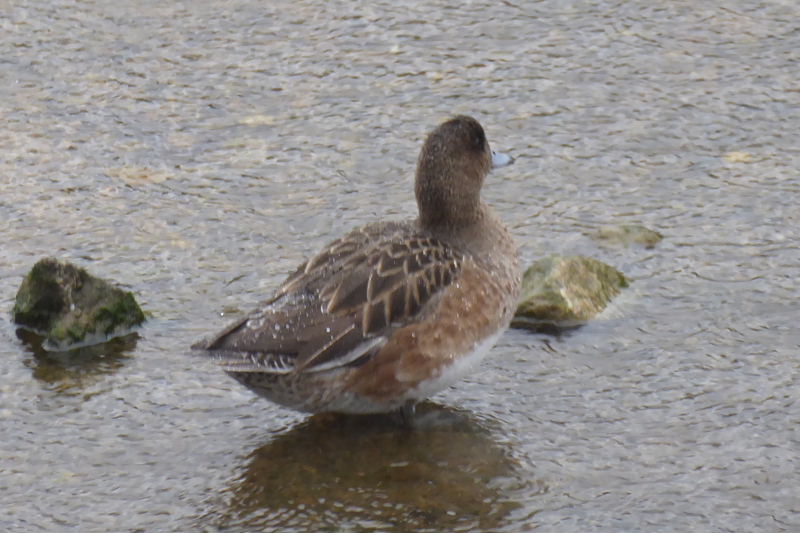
left=201, top=221, right=465, bottom=376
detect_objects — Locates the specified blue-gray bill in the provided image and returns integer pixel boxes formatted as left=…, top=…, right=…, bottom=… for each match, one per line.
left=491, top=150, right=514, bottom=168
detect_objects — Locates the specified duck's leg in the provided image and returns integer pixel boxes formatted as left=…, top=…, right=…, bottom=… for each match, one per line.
left=398, top=400, right=417, bottom=428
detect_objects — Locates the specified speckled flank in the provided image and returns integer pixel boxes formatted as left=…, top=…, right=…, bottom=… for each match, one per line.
left=344, top=260, right=519, bottom=408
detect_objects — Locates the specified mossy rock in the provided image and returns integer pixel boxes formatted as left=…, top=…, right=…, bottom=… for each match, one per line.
left=592, top=224, right=663, bottom=249
left=513, top=254, right=628, bottom=330
left=13, top=258, right=145, bottom=350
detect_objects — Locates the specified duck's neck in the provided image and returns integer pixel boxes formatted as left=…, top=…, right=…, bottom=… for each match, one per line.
left=415, top=169, right=484, bottom=230
left=417, top=198, right=484, bottom=230
left=418, top=201, right=503, bottom=249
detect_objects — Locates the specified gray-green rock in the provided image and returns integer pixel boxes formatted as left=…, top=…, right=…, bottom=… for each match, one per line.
left=592, top=224, right=663, bottom=249
left=13, top=258, right=145, bottom=350
left=513, top=254, right=628, bottom=329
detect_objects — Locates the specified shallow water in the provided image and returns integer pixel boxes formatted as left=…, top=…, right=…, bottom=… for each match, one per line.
left=2, top=1, right=799, bottom=531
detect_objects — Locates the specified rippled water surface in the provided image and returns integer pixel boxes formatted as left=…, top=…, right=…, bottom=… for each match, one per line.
left=2, top=1, right=799, bottom=531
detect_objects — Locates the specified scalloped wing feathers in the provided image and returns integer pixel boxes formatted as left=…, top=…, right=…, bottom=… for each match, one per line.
left=203, top=223, right=464, bottom=375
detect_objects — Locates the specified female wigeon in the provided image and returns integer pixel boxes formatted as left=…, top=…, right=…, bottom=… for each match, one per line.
left=195, top=115, right=520, bottom=420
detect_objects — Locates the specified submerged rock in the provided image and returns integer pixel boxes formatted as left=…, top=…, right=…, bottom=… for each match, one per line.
left=13, top=258, right=145, bottom=350
left=513, top=254, right=628, bottom=330
left=16, top=328, right=138, bottom=390
left=592, top=224, right=663, bottom=249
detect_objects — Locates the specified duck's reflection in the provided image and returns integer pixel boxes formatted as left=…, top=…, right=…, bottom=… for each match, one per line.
left=215, top=403, right=544, bottom=531
left=17, top=328, right=137, bottom=391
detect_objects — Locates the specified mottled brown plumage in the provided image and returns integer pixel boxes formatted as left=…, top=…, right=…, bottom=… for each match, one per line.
left=195, top=115, right=520, bottom=414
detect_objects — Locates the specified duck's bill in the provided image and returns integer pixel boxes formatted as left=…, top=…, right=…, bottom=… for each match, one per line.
left=491, top=150, right=514, bottom=168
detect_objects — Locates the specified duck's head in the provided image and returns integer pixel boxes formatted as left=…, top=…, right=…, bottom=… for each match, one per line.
left=415, top=115, right=513, bottom=229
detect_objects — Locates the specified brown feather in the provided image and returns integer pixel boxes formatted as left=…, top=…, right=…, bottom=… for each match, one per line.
left=201, top=221, right=465, bottom=375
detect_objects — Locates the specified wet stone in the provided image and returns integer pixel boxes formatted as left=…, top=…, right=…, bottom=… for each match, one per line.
left=592, top=224, right=663, bottom=249
left=513, top=254, right=628, bottom=330
left=13, top=258, right=145, bottom=351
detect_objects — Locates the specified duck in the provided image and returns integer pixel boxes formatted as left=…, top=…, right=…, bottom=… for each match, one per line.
left=194, top=115, right=520, bottom=420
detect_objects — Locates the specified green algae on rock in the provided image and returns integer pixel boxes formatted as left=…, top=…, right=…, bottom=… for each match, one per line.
left=513, top=255, right=628, bottom=330
left=592, top=224, right=663, bottom=249
left=13, top=258, right=145, bottom=351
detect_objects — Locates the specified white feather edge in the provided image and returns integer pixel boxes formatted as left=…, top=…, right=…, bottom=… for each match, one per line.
left=218, top=336, right=387, bottom=375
